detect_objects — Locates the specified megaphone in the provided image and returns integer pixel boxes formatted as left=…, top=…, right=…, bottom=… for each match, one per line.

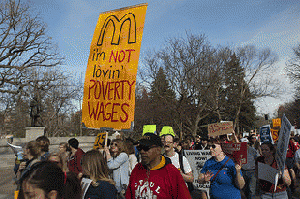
left=7, top=142, right=23, bottom=155
left=7, top=142, right=24, bottom=162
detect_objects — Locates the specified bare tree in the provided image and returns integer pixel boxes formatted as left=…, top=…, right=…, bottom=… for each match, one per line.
left=140, top=33, right=224, bottom=136
left=139, top=33, right=281, bottom=137
left=286, top=44, right=300, bottom=85
left=0, top=0, right=63, bottom=95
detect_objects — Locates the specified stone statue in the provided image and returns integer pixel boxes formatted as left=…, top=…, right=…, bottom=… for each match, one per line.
left=30, top=96, right=41, bottom=127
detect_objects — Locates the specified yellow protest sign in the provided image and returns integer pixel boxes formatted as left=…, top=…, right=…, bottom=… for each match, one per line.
left=143, top=125, right=156, bottom=135
left=160, top=126, right=176, bottom=137
left=208, top=121, right=233, bottom=137
left=93, top=132, right=107, bottom=149
left=82, top=4, right=148, bottom=129
left=272, top=118, right=281, bottom=128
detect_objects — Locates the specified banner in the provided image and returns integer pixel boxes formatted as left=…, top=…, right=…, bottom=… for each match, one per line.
left=93, top=132, right=107, bottom=149
left=184, top=150, right=211, bottom=194
left=259, top=125, right=273, bottom=144
left=275, top=114, right=292, bottom=173
left=272, top=118, right=281, bottom=128
left=208, top=121, right=233, bottom=137
left=221, top=142, right=248, bottom=165
left=82, top=4, right=148, bottom=129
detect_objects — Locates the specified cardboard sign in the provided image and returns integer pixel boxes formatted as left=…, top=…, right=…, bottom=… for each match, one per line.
left=93, top=132, right=107, bottom=149
left=82, top=4, right=148, bottom=129
left=208, top=121, right=233, bottom=137
left=221, top=142, right=248, bottom=165
left=142, top=125, right=156, bottom=135
left=275, top=114, right=292, bottom=173
left=184, top=150, right=211, bottom=194
left=260, top=125, right=273, bottom=144
left=160, top=126, right=175, bottom=137
left=271, top=129, right=279, bottom=142
left=272, top=118, right=281, bottom=128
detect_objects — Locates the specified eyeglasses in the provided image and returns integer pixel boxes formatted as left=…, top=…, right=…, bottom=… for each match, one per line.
left=111, top=143, right=118, bottom=147
left=208, top=144, right=216, bottom=149
left=136, top=145, right=156, bottom=152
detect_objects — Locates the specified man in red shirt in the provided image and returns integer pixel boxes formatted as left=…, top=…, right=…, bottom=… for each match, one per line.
left=126, top=133, right=191, bottom=199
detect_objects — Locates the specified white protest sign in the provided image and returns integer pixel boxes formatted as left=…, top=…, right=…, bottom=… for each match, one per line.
left=257, top=162, right=279, bottom=192
left=208, top=121, right=233, bottom=137
left=184, top=150, right=211, bottom=195
left=275, top=114, right=292, bottom=173
left=260, top=125, right=273, bottom=144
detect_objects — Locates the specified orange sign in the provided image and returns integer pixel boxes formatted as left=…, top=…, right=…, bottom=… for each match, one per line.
left=93, top=132, right=107, bottom=149
left=82, top=4, right=148, bottom=129
left=270, top=129, right=279, bottom=142
left=272, top=118, right=281, bottom=128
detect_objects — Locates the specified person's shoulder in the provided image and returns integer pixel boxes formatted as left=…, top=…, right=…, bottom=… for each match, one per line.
left=131, top=163, right=144, bottom=173
left=77, top=148, right=85, bottom=155
left=119, top=152, right=129, bottom=159
left=96, top=180, right=117, bottom=190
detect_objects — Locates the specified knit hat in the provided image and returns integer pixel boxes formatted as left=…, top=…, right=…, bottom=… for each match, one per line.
left=68, top=138, right=79, bottom=149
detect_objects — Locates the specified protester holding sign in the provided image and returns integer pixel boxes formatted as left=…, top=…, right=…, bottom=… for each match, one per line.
left=198, top=138, right=245, bottom=199
left=256, top=142, right=291, bottom=199
left=104, top=139, right=129, bottom=198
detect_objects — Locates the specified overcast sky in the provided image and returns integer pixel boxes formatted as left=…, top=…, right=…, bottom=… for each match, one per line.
left=27, top=0, right=300, bottom=117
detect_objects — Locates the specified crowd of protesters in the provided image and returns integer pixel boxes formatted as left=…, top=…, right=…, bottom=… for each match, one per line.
left=11, top=129, right=300, bottom=199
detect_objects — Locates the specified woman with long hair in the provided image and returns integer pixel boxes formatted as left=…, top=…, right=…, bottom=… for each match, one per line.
left=18, top=161, right=81, bottom=199
left=198, top=137, right=245, bottom=199
left=35, top=136, right=50, bottom=161
left=81, top=150, right=117, bottom=199
left=104, top=139, right=129, bottom=198
left=256, top=142, right=291, bottom=199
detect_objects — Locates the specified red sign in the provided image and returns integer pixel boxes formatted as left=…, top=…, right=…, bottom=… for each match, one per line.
left=221, top=142, right=248, bottom=165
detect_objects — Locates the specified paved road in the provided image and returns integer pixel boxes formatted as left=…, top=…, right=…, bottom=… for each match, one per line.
left=0, top=168, right=15, bottom=199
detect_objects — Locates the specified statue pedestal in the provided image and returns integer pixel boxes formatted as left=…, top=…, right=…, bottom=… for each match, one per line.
left=25, top=127, right=45, bottom=142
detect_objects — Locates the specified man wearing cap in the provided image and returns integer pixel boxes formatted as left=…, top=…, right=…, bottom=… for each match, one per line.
left=67, top=138, right=85, bottom=176
left=126, top=133, right=191, bottom=199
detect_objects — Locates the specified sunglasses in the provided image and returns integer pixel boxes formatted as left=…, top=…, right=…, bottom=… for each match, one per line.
left=136, top=145, right=156, bottom=152
left=208, top=144, right=217, bottom=149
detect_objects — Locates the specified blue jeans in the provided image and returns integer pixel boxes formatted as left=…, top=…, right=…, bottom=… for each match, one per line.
left=260, top=191, right=288, bottom=199
left=242, top=169, right=256, bottom=199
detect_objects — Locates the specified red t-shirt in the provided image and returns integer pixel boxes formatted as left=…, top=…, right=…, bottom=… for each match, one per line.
left=67, top=148, right=85, bottom=175
left=126, top=156, right=191, bottom=199
left=286, top=140, right=297, bottom=158
left=256, top=156, right=286, bottom=193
